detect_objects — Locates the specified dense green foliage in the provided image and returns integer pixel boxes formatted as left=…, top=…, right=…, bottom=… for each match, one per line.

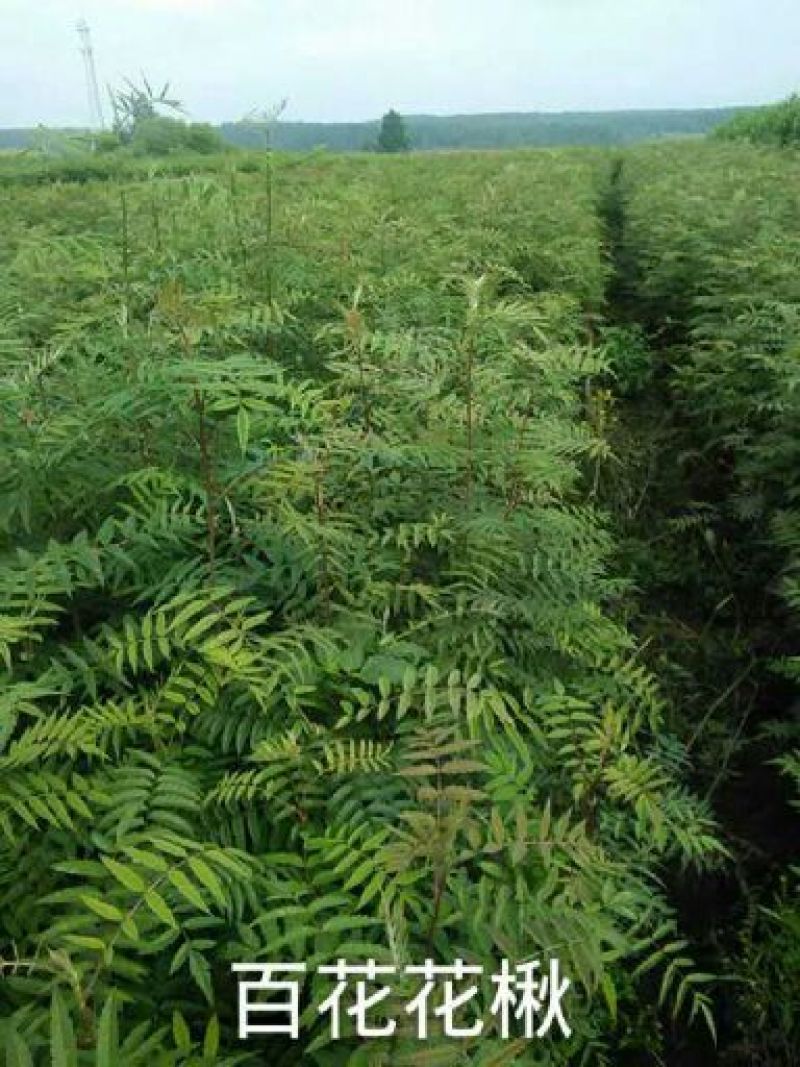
left=0, top=140, right=797, bottom=1065
left=0, top=149, right=262, bottom=188
left=0, top=148, right=727, bottom=1064
left=714, top=94, right=800, bottom=147
left=126, top=118, right=226, bottom=157
left=618, top=141, right=800, bottom=1064
left=0, top=80, right=227, bottom=167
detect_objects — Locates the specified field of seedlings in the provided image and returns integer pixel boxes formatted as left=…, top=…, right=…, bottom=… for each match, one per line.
left=0, top=143, right=797, bottom=1066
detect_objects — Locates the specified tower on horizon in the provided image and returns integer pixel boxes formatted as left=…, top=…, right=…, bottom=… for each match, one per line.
left=77, top=18, right=105, bottom=130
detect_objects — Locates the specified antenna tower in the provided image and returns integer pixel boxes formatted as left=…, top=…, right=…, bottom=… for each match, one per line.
left=77, top=19, right=105, bottom=129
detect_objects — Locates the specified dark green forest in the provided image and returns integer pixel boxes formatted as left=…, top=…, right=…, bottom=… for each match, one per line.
left=0, top=105, right=746, bottom=155
left=223, top=107, right=745, bottom=150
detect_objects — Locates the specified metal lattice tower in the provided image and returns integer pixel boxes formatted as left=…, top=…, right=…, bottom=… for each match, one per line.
left=77, top=19, right=105, bottom=130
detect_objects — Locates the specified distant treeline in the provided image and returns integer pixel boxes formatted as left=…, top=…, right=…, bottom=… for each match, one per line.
left=228, top=108, right=745, bottom=149
left=1, top=106, right=747, bottom=153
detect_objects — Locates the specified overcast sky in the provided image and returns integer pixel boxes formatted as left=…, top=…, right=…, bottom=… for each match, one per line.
left=1, top=0, right=798, bottom=128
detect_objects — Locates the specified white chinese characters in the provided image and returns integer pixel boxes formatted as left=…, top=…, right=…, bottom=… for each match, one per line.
left=318, top=959, right=397, bottom=1039
left=233, top=957, right=571, bottom=1042
left=232, top=962, right=307, bottom=1040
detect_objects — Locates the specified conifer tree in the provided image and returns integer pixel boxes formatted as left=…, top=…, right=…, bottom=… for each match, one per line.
left=377, top=109, right=410, bottom=152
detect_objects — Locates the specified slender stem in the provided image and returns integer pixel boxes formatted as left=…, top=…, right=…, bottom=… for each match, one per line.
left=150, top=186, right=161, bottom=254
left=686, top=660, right=756, bottom=753
left=314, top=455, right=331, bottom=614
left=504, top=413, right=530, bottom=517
left=463, top=326, right=476, bottom=508
left=265, top=162, right=273, bottom=302
left=120, top=187, right=131, bottom=336
left=425, top=764, right=447, bottom=949
left=264, top=146, right=278, bottom=357
left=705, top=695, right=758, bottom=802
left=425, top=870, right=446, bottom=951
left=229, top=166, right=247, bottom=268
left=194, top=387, right=217, bottom=574
left=352, top=330, right=373, bottom=433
